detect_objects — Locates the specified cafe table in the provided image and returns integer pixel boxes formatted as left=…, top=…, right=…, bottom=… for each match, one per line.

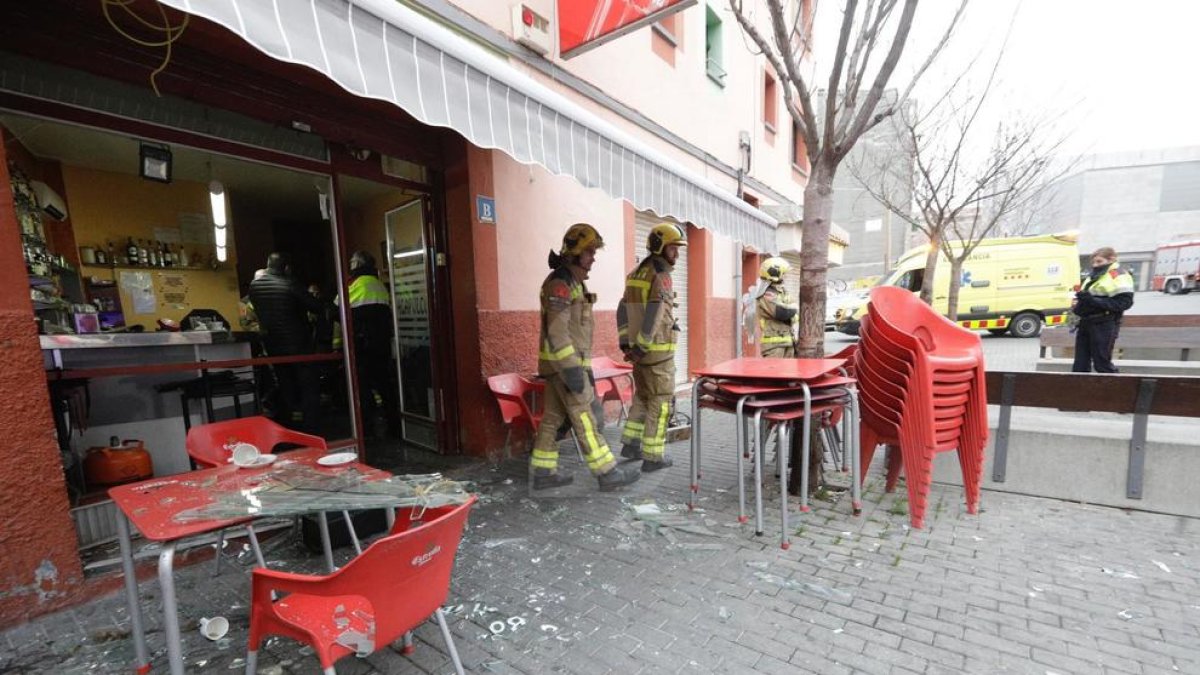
left=688, top=358, right=858, bottom=544
left=110, top=448, right=396, bottom=675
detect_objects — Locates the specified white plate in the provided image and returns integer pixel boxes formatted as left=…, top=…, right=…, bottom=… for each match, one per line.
left=317, top=452, right=357, bottom=467
left=237, top=454, right=277, bottom=469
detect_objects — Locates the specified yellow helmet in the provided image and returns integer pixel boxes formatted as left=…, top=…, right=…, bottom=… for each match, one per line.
left=759, top=256, right=790, bottom=283
left=560, top=223, right=605, bottom=257
left=647, top=222, right=688, bottom=255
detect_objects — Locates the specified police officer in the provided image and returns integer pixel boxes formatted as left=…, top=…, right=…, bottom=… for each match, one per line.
left=1072, top=246, right=1135, bottom=373
left=346, top=251, right=401, bottom=437
left=531, top=224, right=641, bottom=491
left=755, top=257, right=799, bottom=357
left=617, top=222, right=687, bottom=471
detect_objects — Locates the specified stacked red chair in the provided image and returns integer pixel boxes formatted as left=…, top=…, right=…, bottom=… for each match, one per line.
left=856, top=286, right=988, bottom=529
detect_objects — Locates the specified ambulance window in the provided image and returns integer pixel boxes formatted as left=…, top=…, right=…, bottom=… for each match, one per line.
left=895, top=269, right=924, bottom=292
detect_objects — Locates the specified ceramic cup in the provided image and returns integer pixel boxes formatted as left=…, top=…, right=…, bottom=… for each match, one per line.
left=230, top=442, right=261, bottom=467
left=199, top=616, right=229, bottom=641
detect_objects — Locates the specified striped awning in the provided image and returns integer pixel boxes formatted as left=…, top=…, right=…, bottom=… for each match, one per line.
left=159, top=0, right=778, bottom=251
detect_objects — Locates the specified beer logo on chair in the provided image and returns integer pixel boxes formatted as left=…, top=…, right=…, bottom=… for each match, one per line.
left=411, top=543, right=442, bottom=567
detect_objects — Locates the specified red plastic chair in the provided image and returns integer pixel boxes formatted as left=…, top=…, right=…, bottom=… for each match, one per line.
left=245, top=497, right=476, bottom=675
left=487, top=373, right=545, bottom=457
left=590, top=355, right=634, bottom=421
left=186, top=416, right=327, bottom=468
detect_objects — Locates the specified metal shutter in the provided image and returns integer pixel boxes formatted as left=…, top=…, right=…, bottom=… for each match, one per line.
left=635, top=212, right=689, bottom=384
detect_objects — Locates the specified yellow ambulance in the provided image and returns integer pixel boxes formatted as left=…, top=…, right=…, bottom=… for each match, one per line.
left=835, top=231, right=1081, bottom=338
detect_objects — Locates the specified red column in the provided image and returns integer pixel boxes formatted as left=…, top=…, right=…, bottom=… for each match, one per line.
left=0, top=140, right=85, bottom=629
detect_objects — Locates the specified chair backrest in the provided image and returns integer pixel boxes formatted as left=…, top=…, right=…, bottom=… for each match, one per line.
left=299, top=497, right=475, bottom=646
left=186, top=416, right=328, bottom=468
left=486, top=373, right=543, bottom=431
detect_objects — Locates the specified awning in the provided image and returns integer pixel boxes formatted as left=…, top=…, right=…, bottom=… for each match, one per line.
left=159, top=0, right=778, bottom=251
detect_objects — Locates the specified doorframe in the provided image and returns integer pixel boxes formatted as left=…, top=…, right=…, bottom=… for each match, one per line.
left=332, top=149, right=459, bottom=456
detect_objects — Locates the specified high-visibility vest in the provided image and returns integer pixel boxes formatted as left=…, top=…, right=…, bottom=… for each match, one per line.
left=348, top=274, right=389, bottom=308
left=1083, top=262, right=1135, bottom=298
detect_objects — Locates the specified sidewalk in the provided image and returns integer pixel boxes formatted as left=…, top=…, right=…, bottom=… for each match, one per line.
left=3, top=410, right=1199, bottom=674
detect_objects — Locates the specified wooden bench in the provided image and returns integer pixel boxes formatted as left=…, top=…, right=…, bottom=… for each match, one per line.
left=1038, top=315, right=1200, bottom=368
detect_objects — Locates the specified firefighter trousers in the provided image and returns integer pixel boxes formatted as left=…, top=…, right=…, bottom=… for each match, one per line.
left=530, top=374, right=616, bottom=476
left=620, top=358, right=676, bottom=460
left=760, top=343, right=796, bottom=358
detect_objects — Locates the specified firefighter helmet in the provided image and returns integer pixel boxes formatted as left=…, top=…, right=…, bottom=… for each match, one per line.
left=647, top=222, right=688, bottom=255
left=759, top=256, right=790, bottom=283
left=560, top=223, right=605, bottom=257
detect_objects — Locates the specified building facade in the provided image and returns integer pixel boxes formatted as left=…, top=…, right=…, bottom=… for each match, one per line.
left=1040, top=146, right=1200, bottom=289
left=0, top=0, right=849, bottom=626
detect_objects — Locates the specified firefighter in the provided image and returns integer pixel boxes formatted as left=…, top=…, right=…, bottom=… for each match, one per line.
left=756, top=256, right=799, bottom=357
left=1072, top=246, right=1135, bottom=373
left=617, top=222, right=687, bottom=471
left=530, top=223, right=642, bottom=491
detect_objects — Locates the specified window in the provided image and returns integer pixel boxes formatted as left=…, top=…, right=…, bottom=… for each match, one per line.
left=705, top=6, right=725, bottom=86
left=791, top=120, right=809, bottom=174
left=651, top=12, right=680, bottom=66
left=763, top=72, right=777, bottom=138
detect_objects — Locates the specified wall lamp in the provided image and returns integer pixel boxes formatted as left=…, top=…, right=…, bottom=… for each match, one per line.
left=139, top=142, right=173, bottom=183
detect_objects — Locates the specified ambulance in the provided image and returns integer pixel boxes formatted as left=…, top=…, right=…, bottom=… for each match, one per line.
left=835, top=231, right=1081, bottom=338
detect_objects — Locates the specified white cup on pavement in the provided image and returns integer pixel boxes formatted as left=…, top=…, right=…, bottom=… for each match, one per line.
left=199, top=616, right=229, bottom=641
left=230, top=443, right=260, bottom=467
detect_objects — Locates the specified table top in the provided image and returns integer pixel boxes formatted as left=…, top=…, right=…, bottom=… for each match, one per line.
left=108, top=448, right=381, bottom=541
left=593, top=364, right=633, bottom=380
left=693, top=357, right=847, bottom=381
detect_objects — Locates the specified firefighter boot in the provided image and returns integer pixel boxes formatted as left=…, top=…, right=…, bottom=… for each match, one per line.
left=620, top=439, right=643, bottom=460
left=532, top=469, right=575, bottom=491
left=597, top=463, right=642, bottom=492
left=641, top=455, right=674, bottom=473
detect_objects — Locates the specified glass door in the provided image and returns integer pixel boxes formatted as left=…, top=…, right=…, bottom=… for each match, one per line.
left=385, top=199, right=438, bottom=450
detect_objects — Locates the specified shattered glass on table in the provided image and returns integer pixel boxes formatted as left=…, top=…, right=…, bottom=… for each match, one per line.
left=171, top=461, right=471, bottom=521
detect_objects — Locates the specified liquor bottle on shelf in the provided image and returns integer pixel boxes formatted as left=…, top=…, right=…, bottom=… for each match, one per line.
left=126, top=237, right=138, bottom=266
left=162, top=243, right=173, bottom=267
left=106, top=241, right=116, bottom=267
left=138, top=240, right=148, bottom=266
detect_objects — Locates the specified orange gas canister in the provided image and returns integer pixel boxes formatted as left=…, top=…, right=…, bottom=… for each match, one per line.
left=84, top=437, right=154, bottom=487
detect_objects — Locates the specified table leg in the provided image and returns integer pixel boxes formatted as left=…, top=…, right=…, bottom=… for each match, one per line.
left=799, top=383, right=812, bottom=515
left=850, top=390, right=862, bottom=515
left=318, top=511, right=336, bottom=572
left=778, top=422, right=790, bottom=550
left=117, top=514, right=151, bottom=674
left=753, top=408, right=765, bottom=536
left=157, top=543, right=185, bottom=675
left=734, top=394, right=754, bottom=524
left=247, top=525, right=266, bottom=568
left=688, top=378, right=704, bottom=510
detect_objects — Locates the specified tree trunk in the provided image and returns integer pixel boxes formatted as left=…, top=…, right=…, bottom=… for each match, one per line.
left=797, top=161, right=834, bottom=359
left=946, top=258, right=964, bottom=321
left=791, top=159, right=835, bottom=495
left=919, top=232, right=940, bottom=304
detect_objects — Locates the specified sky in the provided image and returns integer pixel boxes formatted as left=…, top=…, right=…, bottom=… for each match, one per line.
left=810, top=0, right=1200, bottom=157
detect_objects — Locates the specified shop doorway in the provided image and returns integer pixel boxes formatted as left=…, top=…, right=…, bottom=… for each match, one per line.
left=336, top=175, right=451, bottom=460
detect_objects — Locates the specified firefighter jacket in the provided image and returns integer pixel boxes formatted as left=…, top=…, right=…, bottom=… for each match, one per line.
left=617, top=254, right=678, bottom=366
left=1075, top=262, right=1135, bottom=323
left=537, top=265, right=595, bottom=377
left=756, top=282, right=798, bottom=347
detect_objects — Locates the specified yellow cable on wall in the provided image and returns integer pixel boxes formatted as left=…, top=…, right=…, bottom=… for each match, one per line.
left=100, top=0, right=190, bottom=97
